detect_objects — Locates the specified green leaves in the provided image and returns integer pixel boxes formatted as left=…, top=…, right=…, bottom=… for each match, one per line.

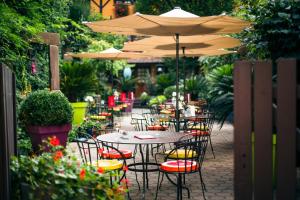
left=240, top=0, right=300, bottom=59
left=207, top=64, right=233, bottom=128
left=60, top=61, right=98, bottom=102
left=19, top=90, right=73, bottom=126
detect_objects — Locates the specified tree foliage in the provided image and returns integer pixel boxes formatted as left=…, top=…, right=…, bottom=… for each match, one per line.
left=135, top=0, right=235, bottom=16
left=239, top=0, right=300, bottom=59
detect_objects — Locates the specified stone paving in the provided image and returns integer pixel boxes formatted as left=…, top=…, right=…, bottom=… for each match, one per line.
left=116, top=109, right=234, bottom=200
left=69, top=109, right=234, bottom=200
left=69, top=108, right=300, bottom=200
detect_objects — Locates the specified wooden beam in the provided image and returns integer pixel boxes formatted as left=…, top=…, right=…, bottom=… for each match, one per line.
left=49, top=45, right=60, bottom=90
left=37, top=32, right=60, bottom=46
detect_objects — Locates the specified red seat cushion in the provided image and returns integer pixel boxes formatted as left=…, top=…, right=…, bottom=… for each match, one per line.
left=102, top=149, right=132, bottom=159
left=160, top=160, right=199, bottom=172
left=147, top=125, right=168, bottom=131
left=191, top=130, right=209, bottom=136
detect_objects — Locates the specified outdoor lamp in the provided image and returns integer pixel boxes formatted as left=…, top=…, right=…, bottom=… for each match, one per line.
left=123, top=67, right=132, bottom=79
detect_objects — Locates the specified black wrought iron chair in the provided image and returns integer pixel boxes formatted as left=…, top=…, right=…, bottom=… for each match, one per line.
left=155, top=133, right=209, bottom=200
left=186, top=113, right=215, bottom=158
left=74, top=134, right=130, bottom=191
left=130, top=113, right=147, bottom=131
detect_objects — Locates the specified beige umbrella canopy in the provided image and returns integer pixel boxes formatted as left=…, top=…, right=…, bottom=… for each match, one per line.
left=65, top=47, right=153, bottom=60
left=84, top=10, right=250, bottom=36
left=137, top=48, right=235, bottom=58
left=122, top=35, right=240, bottom=51
left=84, top=7, right=249, bottom=132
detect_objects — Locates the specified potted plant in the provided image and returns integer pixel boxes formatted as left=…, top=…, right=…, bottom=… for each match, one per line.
left=19, top=90, right=73, bottom=151
left=11, top=137, right=126, bottom=200
left=60, top=61, right=99, bottom=125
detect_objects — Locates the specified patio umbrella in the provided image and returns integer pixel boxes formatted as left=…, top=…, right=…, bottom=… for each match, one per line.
left=122, top=35, right=240, bottom=52
left=65, top=47, right=153, bottom=60
left=84, top=7, right=250, bottom=131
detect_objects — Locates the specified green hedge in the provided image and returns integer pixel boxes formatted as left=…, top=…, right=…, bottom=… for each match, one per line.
left=19, top=90, right=73, bottom=126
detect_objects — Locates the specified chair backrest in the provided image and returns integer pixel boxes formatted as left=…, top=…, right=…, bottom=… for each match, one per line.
left=131, top=113, right=147, bottom=131
left=165, top=133, right=209, bottom=173
left=74, top=134, right=127, bottom=166
left=142, top=112, right=156, bottom=126
left=74, top=134, right=100, bottom=164
left=186, top=113, right=214, bottom=136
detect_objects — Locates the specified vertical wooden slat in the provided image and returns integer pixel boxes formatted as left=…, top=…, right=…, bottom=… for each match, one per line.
left=0, top=63, right=16, bottom=200
left=276, top=58, right=297, bottom=200
left=234, top=61, right=253, bottom=200
left=254, top=61, right=273, bottom=200
left=49, top=45, right=60, bottom=90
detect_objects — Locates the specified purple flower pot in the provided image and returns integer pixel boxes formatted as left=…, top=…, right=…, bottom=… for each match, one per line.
left=26, top=124, right=72, bottom=152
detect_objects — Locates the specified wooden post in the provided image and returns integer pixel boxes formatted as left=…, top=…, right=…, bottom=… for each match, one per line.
left=0, top=63, right=17, bottom=200
left=276, top=58, right=297, bottom=200
left=254, top=61, right=273, bottom=200
left=49, top=45, right=60, bottom=90
left=234, top=61, right=253, bottom=200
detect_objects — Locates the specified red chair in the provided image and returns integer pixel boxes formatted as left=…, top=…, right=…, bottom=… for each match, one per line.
left=108, top=96, right=115, bottom=108
left=120, top=92, right=126, bottom=102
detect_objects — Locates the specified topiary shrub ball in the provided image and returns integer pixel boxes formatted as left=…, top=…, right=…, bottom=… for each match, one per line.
left=19, top=90, right=73, bottom=126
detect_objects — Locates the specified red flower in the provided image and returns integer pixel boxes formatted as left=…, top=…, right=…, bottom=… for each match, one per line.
left=97, top=167, right=104, bottom=174
left=79, top=168, right=86, bottom=180
left=122, top=166, right=128, bottom=172
left=53, top=151, right=63, bottom=161
left=49, top=136, right=60, bottom=146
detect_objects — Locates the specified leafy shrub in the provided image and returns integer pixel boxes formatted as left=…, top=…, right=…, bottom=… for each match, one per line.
left=19, top=90, right=73, bottom=126
left=207, top=64, right=233, bottom=127
left=60, top=61, right=98, bottom=102
left=11, top=137, right=126, bottom=200
left=148, top=95, right=167, bottom=106
left=185, top=75, right=209, bottom=100
left=140, top=92, right=151, bottom=105
left=120, top=77, right=136, bottom=92
left=241, top=0, right=300, bottom=59
left=163, top=85, right=183, bottom=99
left=155, top=73, right=176, bottom=94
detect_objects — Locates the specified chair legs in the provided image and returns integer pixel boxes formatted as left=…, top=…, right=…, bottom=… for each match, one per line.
left=209, top=136, right=215, bottom=159
left=155, top=171, right=161, bottom=200
left=198, top=169, right=206, bottom=200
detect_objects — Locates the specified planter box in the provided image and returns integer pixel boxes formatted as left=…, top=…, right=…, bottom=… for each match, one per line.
left=27, top=124, right=71, bottom=152
left=71, top=102, right=88, bottom=125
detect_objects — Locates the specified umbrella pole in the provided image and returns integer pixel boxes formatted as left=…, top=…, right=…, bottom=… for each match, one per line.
left=182, top=47, right=186, bottom=100
left=175, top=33, right=180, bottom=132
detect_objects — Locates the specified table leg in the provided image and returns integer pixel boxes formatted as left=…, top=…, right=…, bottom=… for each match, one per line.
left=139, top=144, right=146, bottom=199
left=146, top=144, right=149, bottom=189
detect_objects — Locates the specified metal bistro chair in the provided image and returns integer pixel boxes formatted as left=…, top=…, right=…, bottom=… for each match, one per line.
left=155, top=133, right=209, bottom=200
left=74, top=133, right=130, bottom=193
left=187, top=113, right=215, bottom=158
left=131, top=113, right=147, bottom=131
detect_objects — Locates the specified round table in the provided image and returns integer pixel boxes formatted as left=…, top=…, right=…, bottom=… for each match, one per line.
left=97, top=131, right=191, bottom=199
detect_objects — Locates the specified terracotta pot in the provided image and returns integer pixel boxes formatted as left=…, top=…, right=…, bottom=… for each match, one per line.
left=26, top=124, right=72, bottom=152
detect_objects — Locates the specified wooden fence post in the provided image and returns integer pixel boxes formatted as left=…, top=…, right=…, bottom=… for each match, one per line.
left=253, top=61, right=273, bottom=200
left=234, top=61, right=253, bottom=200
left=0, top=63, right=17, bottom=200
left=276, top=58, right=297, bottom=200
